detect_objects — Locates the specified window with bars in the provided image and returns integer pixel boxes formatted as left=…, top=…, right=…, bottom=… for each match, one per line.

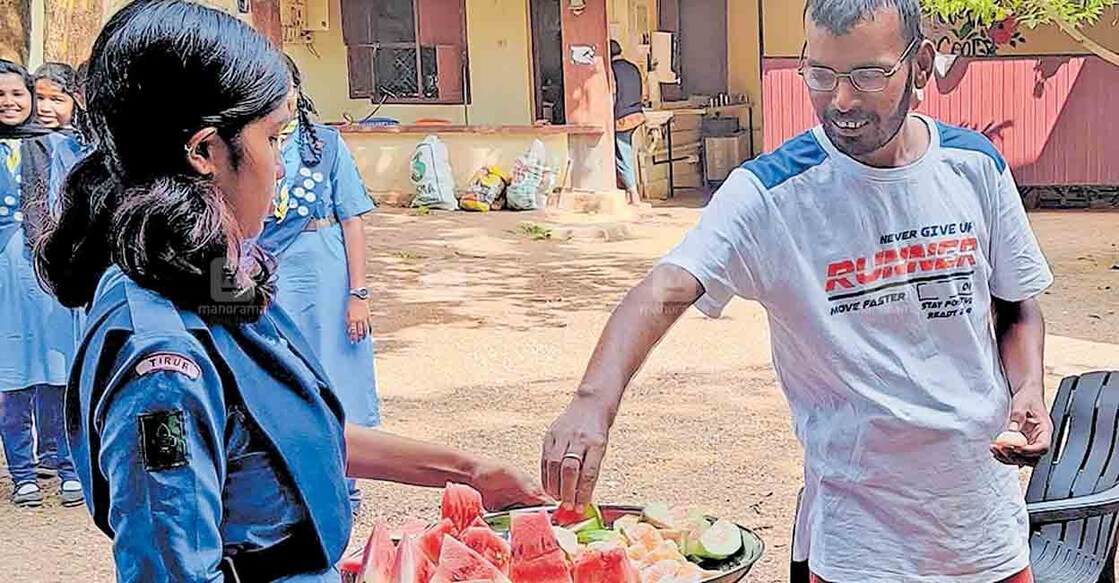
left=341, top=0, right=468, bottom=104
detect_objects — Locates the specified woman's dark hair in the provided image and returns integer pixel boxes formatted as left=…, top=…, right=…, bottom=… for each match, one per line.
left=282, top=53, right=323, bottom=167
left=36, top=0, right=290, bottom=320
left=33, top=61, right=88, bottom=137
left=0, top=59, right=37, bottom=128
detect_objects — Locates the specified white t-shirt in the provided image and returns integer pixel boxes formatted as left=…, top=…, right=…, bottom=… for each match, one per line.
left=661, top=115, right=1053, bottom=582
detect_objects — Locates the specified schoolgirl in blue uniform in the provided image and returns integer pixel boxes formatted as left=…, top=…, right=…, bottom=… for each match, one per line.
left=31, top=60, right=90, bottom=490
left=0, top=59, right=84, bottom=508
left=35, top=2, right=546, bottom=581
left=260, top=56, right=379, bottom=514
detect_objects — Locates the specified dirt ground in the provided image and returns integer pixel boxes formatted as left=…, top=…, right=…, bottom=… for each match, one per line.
left=0, top=202, right=1115, bottom=582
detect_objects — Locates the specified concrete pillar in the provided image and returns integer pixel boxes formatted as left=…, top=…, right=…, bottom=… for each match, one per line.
left=561, top=0, right=617, bottom=193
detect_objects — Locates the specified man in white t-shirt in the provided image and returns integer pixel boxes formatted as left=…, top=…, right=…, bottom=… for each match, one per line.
left=540, top=0, right=1054, bottom=581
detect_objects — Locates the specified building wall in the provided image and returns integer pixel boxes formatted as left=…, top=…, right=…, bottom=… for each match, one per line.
left=727, top=0, right=762, bottom=146
left=284, top=0, right=534, bottom=125
left=762, top=0, right=1119, bottom=57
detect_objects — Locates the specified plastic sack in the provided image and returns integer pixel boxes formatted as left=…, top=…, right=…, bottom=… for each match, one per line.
left=409, top=135, right=458, bottom=210
left=505, top=139, right=555, bottom=211
left=461, top=165, right=509, bottom=212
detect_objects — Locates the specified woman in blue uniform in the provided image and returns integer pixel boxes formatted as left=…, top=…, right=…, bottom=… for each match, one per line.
left=261, top=55, right=379, bottom=515
left=31, top=60, right=89, bottom=486
left=36, top=2, right=546, bottom=581
left=0, top=59, right=84, bottom=508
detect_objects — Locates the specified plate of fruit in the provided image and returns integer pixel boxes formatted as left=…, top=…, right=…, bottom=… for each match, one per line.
left=341, top=483, right=764, bottom=583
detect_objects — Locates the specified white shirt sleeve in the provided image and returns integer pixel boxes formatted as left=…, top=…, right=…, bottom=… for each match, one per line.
left=988, top=167, right=1053, bottom=301
left=658, top=170, right=769, bottom=317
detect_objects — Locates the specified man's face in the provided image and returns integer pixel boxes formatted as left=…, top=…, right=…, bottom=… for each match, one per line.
left=802, top=8, right=917, bottom=158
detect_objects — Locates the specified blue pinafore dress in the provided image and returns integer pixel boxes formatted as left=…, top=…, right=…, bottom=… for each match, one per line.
left=0, top=134, right=84, bottom=392
left=258, top=124, right=380, bottom=428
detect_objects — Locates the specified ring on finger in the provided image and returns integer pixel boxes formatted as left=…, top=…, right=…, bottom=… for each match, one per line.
left=562, top=453, right=582, bottom=462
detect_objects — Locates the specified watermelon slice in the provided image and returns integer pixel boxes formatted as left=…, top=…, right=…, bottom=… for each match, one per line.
left=339, top=555, right=363, bottom=579
left=510, top=511, right=572, bottom=583
left=510, top=510, right=562, bottom=561
left=442, top=483, right=486, bottom=535
left=460, top=526, right=513, bottom=574
left=509, top=554, right=573, bottom=583
left=419, top=518, right=456, bottom=563
left=434, top=535, right=512, bottom=582
left=391, top=534, right=437, bottom=583
left=571, top=547, right=639, bottom=583
left=359, top=522, right=396, bottom=583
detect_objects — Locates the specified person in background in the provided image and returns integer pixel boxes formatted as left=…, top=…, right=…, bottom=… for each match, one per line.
left=0, top=59, right=84, bottom=508
left=543, top=1, right=1050, bottom=581
left=34, top=62, right=84, bottom=132
left=259, top=54, right=380, bottom=516
left=30, top=60, right=88, bottom=485
left=36, top=2, right=547, bottom=580
left=609, top=39, right=647, bottom=207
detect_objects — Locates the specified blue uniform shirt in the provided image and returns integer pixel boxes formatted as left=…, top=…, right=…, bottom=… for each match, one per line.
left=67, top=266, right=353, bottom=582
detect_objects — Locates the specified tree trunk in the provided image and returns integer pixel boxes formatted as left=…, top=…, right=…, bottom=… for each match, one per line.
left=43, top=0, right=106, bottom=65
left=0, top=0, right=31, bottom=64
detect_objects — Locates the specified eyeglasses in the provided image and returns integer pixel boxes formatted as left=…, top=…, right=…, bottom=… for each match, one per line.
left=797, top=39, right=919, bottom=93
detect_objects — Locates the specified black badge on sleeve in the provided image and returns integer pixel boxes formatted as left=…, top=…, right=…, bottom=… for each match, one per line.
left=139, top=410, right=189, bottom=471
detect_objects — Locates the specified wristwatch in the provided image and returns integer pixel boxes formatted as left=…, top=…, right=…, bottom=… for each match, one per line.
left=348, top=287, right=370, bottom=301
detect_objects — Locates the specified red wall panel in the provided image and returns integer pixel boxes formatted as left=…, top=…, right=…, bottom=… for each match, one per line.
left=762, top=56, right=1119, bottom=186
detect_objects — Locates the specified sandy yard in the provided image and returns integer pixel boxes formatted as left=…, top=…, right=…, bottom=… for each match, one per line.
left=1, top=201, right=1116, bottom=582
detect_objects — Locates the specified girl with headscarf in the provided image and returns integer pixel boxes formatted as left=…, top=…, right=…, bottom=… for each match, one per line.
left=28, top=61, right=90, bottom=485
left=0, top=59, right=85, bottom=508
left=34, top=62, right=86, bottom=134
left=257, top=55, right=380, bottom=516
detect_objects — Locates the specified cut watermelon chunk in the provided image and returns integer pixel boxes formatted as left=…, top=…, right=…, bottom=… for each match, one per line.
left=339, top=555, right=363, bottom=577
left=442, top=483, right=486, bottom=535
left=419, top=518, right=456, bottom=563
left=510, top=511, right=572, bottom=583
left=460, top=526, right=513, bottom=574
left=359, top=522, right=396, bottom=583
left=434, top=535, right=512, bottom=582
left=509, top=552, right=573, bottom=583
left=510, top=510, right=562, bottom=561
left=571, top=547, right=639, bottom=583
left=391, top=534, right=437, bottom=583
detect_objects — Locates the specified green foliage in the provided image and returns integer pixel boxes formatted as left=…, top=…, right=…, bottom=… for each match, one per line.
left=921, top=0, right=1117, bottom=28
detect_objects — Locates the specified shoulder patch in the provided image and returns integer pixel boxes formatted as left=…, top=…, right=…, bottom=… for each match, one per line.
left=936, top=121, right=1007, bottom=173
left=135, top=352, right=201, bottom=380
left=741, top=130, right=828, bottom=190
left=138, top=410, right=189, bottom=471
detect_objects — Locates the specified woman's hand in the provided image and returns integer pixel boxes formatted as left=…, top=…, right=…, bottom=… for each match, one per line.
left=470, top=459, right=553, bottom=512
left=346, top=297, right=370, bottom=343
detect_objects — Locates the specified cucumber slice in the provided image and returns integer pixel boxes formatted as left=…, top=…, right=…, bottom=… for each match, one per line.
left=576, top=529, right=621, bottom=545
left=694, top=519, right=743, bottom=560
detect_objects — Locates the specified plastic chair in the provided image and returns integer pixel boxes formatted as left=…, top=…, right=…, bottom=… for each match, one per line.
left=788, top=371, right=1119, bottom=582
left=1028, top=370, right=1119, bottom=582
